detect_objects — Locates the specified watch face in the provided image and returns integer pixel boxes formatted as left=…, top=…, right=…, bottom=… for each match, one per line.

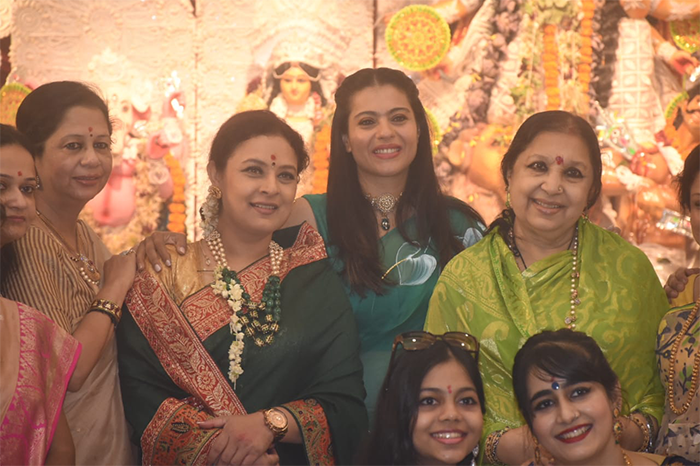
left=269, top=410, right=287, bottom=429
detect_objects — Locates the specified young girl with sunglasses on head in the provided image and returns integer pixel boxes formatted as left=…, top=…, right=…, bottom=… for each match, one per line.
left=359, top=331, right=485, bottom=465
left=513, top=329, right=693, bottom=466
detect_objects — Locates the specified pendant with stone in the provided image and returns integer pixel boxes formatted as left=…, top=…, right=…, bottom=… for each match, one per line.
left=381, top=217, right=390, bottom=231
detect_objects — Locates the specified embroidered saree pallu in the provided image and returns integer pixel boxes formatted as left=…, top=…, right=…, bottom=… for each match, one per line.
left=117, top=224, right=367, bottom=465
left=426, top=219, right=669, bottom=447
left=0, top=300, right=81, bottom=465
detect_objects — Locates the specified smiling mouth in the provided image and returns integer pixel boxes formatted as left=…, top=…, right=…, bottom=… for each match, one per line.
left=556, top=424, right=592, bottom=443
left=533, top=199, right=564, bottom=209
left=431, top=432, right=465, bottom=439
left=250, top=203, right=278, bottom=211
left=373, top=148, right=400, bottom=154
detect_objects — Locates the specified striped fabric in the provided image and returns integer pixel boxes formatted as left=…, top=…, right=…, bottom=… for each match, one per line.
left=1, top=219, right=107, bottom=332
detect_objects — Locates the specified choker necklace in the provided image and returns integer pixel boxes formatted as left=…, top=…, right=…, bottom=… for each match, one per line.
left=36, top=210, right=101, bottom=286
left=206, top=230, right=284, bottom=385
left=365, top=192, right=402, bottom=231
left=666, top=297, right=700, bottom=415
left=508, top=224, right=580, bottom=329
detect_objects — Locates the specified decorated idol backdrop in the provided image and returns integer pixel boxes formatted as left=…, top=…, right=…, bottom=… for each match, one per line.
left=2, top=0, right=699, bottom=277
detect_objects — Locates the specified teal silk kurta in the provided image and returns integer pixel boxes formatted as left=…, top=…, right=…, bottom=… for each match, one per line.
left=304, top=194, right=484, bottom=420
left=425, top=219, right=668, bottom=448
left=117, top=224, right=367, bottom=465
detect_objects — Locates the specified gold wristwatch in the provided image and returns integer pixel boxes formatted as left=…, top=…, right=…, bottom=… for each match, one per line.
left=262, top=408, right=288, bottom=443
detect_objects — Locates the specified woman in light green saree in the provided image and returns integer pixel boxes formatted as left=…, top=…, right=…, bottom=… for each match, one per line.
left=425, top=111, right=668, bottom=465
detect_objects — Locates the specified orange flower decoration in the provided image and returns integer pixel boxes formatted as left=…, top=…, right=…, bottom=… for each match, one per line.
left=164, top=152, right=186, bottom=234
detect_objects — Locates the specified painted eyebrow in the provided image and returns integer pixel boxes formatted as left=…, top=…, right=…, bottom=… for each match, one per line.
left=420, top=387, right=477, bottom=395
left=353, top=107, right=411, bottom=119
left=241, top=158, right=297, bottom=172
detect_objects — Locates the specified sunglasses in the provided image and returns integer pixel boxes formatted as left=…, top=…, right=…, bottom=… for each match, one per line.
left=385, top=331, right=480, bottom=389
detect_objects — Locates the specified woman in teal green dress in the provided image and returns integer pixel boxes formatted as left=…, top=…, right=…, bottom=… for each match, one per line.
left=286, top=68, right=484, bottom=419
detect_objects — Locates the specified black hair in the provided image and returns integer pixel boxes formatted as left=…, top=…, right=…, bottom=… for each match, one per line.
left=512, top=329, right=619, bottom=429
left=0, top=124, right=36, bottom=290
left=673, top=82, right=700, bottom=130
left=359, top=340, right=485, bottom=465
left=327, top=67, right=483, bottom=295
left=488, top=110, right=603, bottom=241
left=15, top=81, right=112, bottom=157
left=209, top=110, right=309, bottom=174
left=677, top=145, right=700, bottom=212
left=267, top=62, right=328, bottom=107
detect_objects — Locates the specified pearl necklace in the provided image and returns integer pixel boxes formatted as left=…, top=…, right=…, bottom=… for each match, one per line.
left=666, top=298, right=700, bottom=415
left=509, top=223, right=580, bottom=329
left=365, top=192, right=402, bottom=231
left=205, top=230, right=284, bottom=384
left=36, top=210, right=101, bottom=286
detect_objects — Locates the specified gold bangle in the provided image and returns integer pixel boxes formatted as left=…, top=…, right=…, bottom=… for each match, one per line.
left=485, top=427, right=509, bottom=465
left=629, top=414, right=651, bottom=452
left=90, top=299, right=122, bottom=320
left=88, top=306, right=120, bottom=326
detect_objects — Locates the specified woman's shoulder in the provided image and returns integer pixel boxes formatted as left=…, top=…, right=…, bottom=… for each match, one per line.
left=442, top=229, right=499, bottom=276
left=582, top=221, right=653, bottom=264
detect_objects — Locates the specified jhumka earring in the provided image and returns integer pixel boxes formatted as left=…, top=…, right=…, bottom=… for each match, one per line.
left=209, top=185, right=222, bottom=199
left=506, top=189, right=512, bottom=209
left=613, top=407, right=623, bottom=444
left=533, top=435, right=542, bottom=465
left=581, top=209, right=589, bottom=222
left=470, top=444, right=479, bottom=466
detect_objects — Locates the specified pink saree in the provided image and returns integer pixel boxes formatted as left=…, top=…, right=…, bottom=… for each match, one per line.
left=0, top=299, right=81, bottom=465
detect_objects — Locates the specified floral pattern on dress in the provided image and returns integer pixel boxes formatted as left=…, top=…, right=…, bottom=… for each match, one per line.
left=655, top=303, right=700, bottom=463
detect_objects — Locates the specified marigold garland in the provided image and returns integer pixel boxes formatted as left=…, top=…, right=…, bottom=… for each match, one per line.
left=164, top=152, right=186, bottom=234
left=578, top=0, right=595, bottom=106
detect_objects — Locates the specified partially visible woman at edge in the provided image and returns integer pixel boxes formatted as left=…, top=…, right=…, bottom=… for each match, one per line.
left=425, top=111, right=668, bottom=465
left=137, top=68, right=486, bottom=419
left=0, top=124, right=80, bottom=465
left=655, top=145, right=700, bottom=462
left=513, top=329, right=688, bottom=466
left=2, top=82, right=136, bottom=464
left=117, top=110, right=366, bottom=465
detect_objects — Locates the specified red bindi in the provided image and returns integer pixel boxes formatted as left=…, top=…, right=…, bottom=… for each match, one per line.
left=447, top=385, right=452, bottom=394
left=17, top=171, right=22, bottom=176
left=88, top=127, right=93, bottom=132
left=270, top=154, right=277, bottom=161
left=555, top=156, right=564, bottom=165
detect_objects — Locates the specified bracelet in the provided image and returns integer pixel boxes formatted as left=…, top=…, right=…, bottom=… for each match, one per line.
left=91, top=299, right=122, bottom=321
left=88, top=306, right=120, bottom=326
left=629, top=413, right=652, bottom=452
left=485, top=427, right=509, bottom=465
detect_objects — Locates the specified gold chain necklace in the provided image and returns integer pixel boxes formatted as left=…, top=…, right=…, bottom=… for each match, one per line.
left=622, top=451, right=632, bottom=465
left=666, top=298, right=700, bottom=415
left=36, top=210, right=101, bottom=286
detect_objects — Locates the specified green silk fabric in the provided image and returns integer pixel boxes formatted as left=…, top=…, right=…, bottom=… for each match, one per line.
left=425, top=218, right=668, bottom=445
left=304, top=193, right=485, bottom=420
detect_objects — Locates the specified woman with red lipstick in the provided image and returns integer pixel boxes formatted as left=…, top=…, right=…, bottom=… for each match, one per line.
left=2, top=82, right=136, bottom=464
left=117, top=110, right=366, bottom=465
left=425, top=111, right=668, bottom=465
left=513, top=329, right=690, bottom=466
left=359, top=331, right=484, bottom=465
left=0, top=124, right=80, bottom=465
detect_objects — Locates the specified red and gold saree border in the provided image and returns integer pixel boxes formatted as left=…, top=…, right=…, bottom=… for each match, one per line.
left=281, top=399, right=335, bottom=466
left=126, top=273, right=246, bottom=417
left=141, top=397, right=219, bottom=466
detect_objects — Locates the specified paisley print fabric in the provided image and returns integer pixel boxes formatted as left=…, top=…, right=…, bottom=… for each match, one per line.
left=655, top=283, right=700, bottom=463
left=425, top=219, right=668, bottom=447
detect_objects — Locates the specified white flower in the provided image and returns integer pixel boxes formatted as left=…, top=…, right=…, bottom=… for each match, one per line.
left=230, top=284, right=244, bottom=301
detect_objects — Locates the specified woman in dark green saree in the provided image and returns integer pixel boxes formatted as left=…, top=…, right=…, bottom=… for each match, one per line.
left=116, top=110, right=367, bottom=465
